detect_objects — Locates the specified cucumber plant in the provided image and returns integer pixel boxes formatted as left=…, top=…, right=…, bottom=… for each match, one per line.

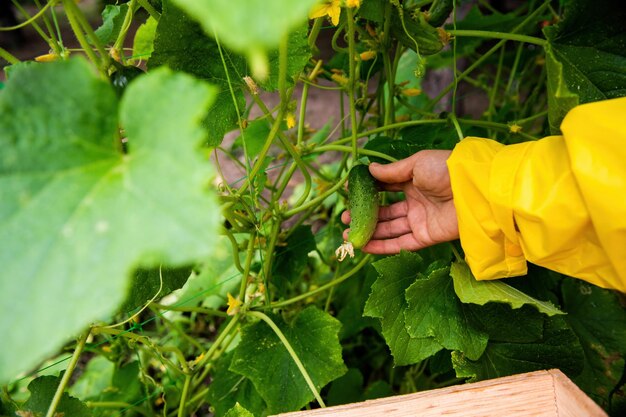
left=1, top=0, right=625, bottom=416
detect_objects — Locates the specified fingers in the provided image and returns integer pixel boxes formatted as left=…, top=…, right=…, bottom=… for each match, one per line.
left=362, top=234, right=425, bottom=255
left=341, top=201, right=408, bottom=225
left=369, top=153, right=423, bottom=184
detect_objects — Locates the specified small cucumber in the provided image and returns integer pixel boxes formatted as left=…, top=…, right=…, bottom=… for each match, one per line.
left=336, top=164, right=380, bottom=261
left=348, top=164, right=379, bottom=249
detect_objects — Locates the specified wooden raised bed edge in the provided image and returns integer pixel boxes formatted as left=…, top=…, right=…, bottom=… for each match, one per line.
left=272, top=369, right=607, bottom=417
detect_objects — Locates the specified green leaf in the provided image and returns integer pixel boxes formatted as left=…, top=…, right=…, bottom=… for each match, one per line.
left=364, top=252, right=443, bottom=366
left=132, top=16, right=158, bottom=61
left=68, top=357, right=115, bottom=401
left=149, top=0, right=247, bottom=147
left=120, top=266, right=192, bottom=312
left=562, top=279, right=626, bottom=409
left=234, top=118, right=272, bottom=160
left=405, top=266, right=488, bottom=360
left=21, top=375, right=92, bottom=416
left=544, top=0, right=626, bottom=132
left=224, top=403, right=255, bottom=417
left=272, top=225, right=316, bottom=295
left=173, top=235, right=242, bottom=310
left=327, top=368, right=364, bottom=406
left=207, top=351, right=267, bottom=417
left=94, top=4, right=129, bottom=45
left=450, top=261, right=564, bottom=316
left=171, top=0, right=318, bottom=65
left=452, top=316, right=585, bottom=381
left=365, top=123, right=457, bottom=164
left=259, top=23, right=311, bottom=92
left=467, top=303, right=544, bottom=344
left=0, top=59, right=220, bottom=383
left=230, top=307, right=347, bottom=414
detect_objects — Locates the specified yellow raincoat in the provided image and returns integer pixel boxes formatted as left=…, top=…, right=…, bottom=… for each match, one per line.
left=447, top=97, right=626, bottom=293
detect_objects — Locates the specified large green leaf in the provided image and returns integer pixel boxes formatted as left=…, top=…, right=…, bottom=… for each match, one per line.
left=271, top=225, right=316, bottom=296
left=149, top=0, right=247, bottom=147
left=120, top=266, right=192, bottom=312
left=207, top=351, right=267, bottom=417
left=405, top=266, right=488, bottom=360
left=450, top=261, right=563, bottom=316
left=562, top=279, right=626, bottom=410
left=224, top=403, right=255, bottom=417
left=0, top=59, right=220, bottom=383
left=544, top=0, right=626, bottom=132
left=452, top=316, right=585, bottom=381
left=94, top=4, right=129, bottom=45
left=20, top=375, right=92, bottom=417
left=171, top=0, right=318, bottom=65
left=230, top=307, right=347, bottom=414
left=364, top=252, right=443, bottom=366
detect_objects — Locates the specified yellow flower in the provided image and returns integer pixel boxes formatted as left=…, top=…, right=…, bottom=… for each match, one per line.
left=226, top=293, right=242, bottom=316
left=401, top=88, right=422, bottom=97
left=346, top=0, right=361, bottom=8
left=34, top=53, right=59, bottom=63
left=509, top=123, right=523, bottom=134
left=359, top=50, right=377, bottom=61
left=310, top=0, right=341, bottom=26
left=285, top=113, right=296, bottom=129
left=331, top=73, right=349, bottom=87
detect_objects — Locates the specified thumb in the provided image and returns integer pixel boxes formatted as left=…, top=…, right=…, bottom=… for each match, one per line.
left=369, top=153, right=421, bottom=184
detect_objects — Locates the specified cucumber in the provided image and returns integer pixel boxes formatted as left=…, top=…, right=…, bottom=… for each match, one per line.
left=428, top=0, right=454, bottom=27
left=348, top=164, right=379, bottom=249
left=336, top=164, right=380, bottom=261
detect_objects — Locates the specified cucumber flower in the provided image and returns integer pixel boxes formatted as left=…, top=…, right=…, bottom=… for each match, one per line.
left=309, top=0, right=341, bottom=26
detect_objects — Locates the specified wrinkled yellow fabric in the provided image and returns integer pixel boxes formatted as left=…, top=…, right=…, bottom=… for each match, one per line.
left=447, top=97, right=626, bottom=293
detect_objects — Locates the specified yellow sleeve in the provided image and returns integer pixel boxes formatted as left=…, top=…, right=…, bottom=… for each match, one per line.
left=447, top=97, right=626, bottom=293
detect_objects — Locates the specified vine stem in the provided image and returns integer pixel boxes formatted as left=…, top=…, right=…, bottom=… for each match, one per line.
left=61, top=0, right=105, bottom=76
left=447, top=29, right=547, bottom=47
left=247, top=311, right=326, bottom=408
left=45, top=330, right=90, bottom=417
left=269, top=255, right=371, bottom=309
left=136, top=0, right=160, bottom=20
left=429, top=0, right=551, bottom=109
left=0, top=47, right=19, bottom=64
left=346, top=7, right=359, bottom=160
left=177, top=374, right=192, bottom=417
left=283, top=170, right=349, bottom=218
left=311, top=145, right=397, bottom=162
left=0, top=0, right=57, bottom=31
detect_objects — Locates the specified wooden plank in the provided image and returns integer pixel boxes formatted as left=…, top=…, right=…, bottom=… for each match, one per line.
left=272, top=370, right=607, bottom=417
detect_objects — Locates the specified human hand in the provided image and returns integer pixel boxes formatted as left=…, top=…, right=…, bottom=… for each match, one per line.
left=341, top=150, right=459, bottom=254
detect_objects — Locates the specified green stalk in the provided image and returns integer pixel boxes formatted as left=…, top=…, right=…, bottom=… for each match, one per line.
left=64, top=0, right=109, bottom=67
left=269, top=255, right=371, bottom=309
left=11, top=1, right=54, bottom=49
left=487, top=46, right=506, bottom=137
left=238, top=232, right=257, bottom=301
left=113, top=0, right=137, bottom=63
left=86, top=401, right=150, bottom=417
left=0, top=47, right=19, bottom=65
left=194, top=316, right=240, bottom=370
left=177, top=374, right=192, bottom=417
left=1, top=0, right=56, bottom=31
left=248, top=311, right=326, bottom=408
left=33, top=0, right=62, bottom=55
left=62, top=0, right=105, bottom=75
left=308, top=17, right=324, bottom=53
left=284, top=171, right=349, bottom=218
left=45, top=331, right=90, bottom=417
left=447, top=29, right=547, bottom=47
left=346, top=7, right=359, bottom=161
left=136, top=0, right=161, bottom=20
left=430, top=1, right=551, bottom=108
left=311, top=145, right=397, bottom=162
left=505, top=42, right=525, bottom=94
